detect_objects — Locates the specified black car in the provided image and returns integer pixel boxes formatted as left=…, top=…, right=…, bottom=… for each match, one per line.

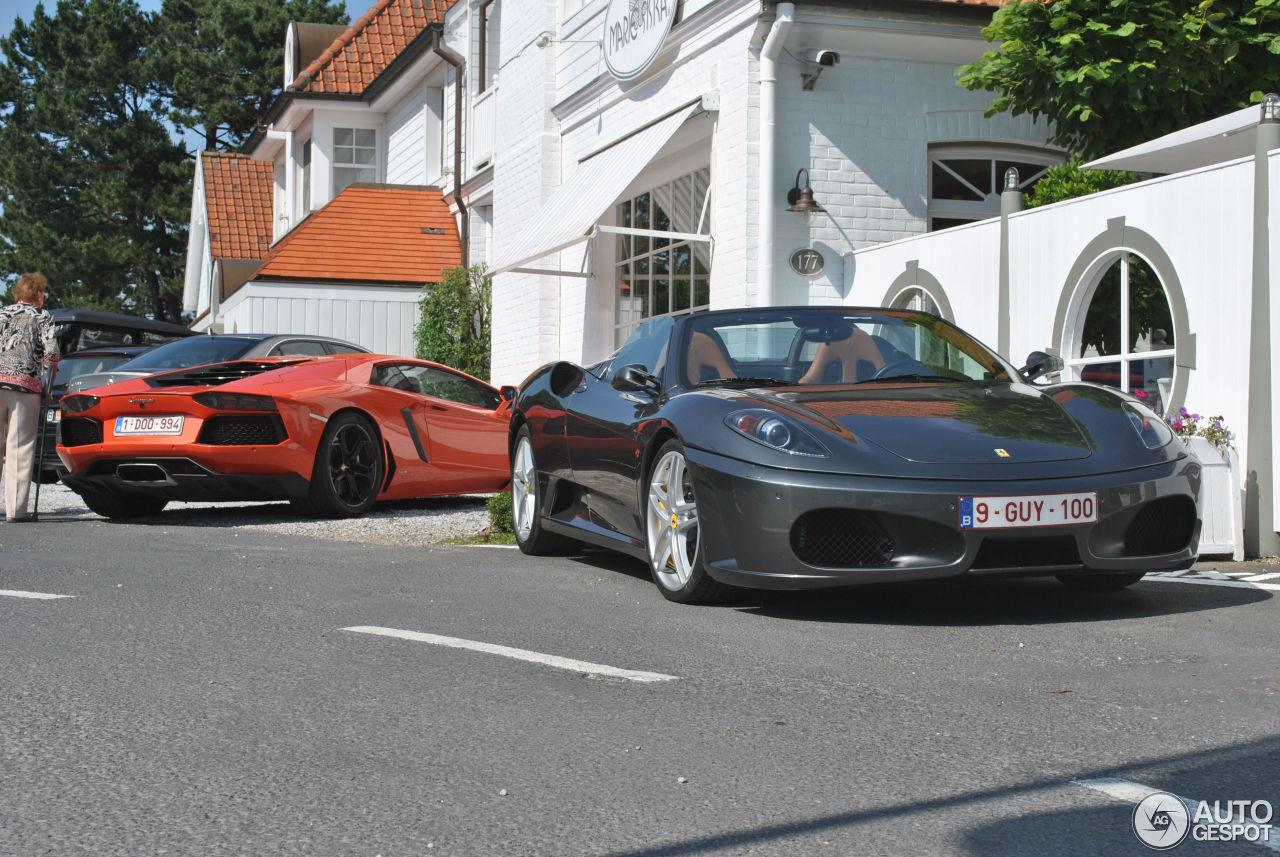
left=64, top=333, right=369, bottom=395
left=35, top=345, right=156, bottom=483
left=50, top=308, right=195, bottom=355
left=508, top=306, right=1200, bottom=604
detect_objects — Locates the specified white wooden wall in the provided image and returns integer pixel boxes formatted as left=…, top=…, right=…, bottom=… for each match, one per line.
left=218, top=281, right=421, bottom=357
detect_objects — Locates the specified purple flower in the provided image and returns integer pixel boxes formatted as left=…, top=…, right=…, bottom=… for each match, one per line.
left=1135, top=389, right=1148, bottom=398
left=1179, top=407, right=1189, bottom=416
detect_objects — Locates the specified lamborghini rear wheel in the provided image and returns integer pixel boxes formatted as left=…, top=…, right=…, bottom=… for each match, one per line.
left=303, top=412, right=383, bottom=518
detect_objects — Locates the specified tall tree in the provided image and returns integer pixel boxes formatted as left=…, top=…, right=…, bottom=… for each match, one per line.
left=0, top=0, right=190, bottom=319
left=957, top=0, right=1280, bottom=159
left=156, top=0, right=348, bottom=152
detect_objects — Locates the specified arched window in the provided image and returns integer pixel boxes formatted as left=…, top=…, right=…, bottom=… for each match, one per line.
left=1067, top=252, right=1176, bottom=413
left=889, top=286, right=940, bottom=316
left=928, top=144, right=1063, bottom=230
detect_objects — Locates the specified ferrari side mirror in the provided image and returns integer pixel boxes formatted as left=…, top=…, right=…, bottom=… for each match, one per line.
left=613, top=364, right=661, bottom=396
left=500, top=385, right=517, bottom=402
left=1020, top=350, right=1064, bottom=382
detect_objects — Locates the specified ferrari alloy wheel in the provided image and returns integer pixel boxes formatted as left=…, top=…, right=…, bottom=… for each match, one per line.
left=512, top=432, right=537, bottom=542
left=645, top=440, right=727, bottom=604
left=511, top=425, right=578, bottom=555
left=304, top=412, right=383, bottom=518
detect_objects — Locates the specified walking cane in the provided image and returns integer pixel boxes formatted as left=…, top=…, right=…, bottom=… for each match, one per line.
left=31, top=363, right=55, bottom=522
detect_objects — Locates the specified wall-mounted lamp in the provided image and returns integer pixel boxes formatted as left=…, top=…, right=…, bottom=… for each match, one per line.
left=786, top=168, right=824, bottom=216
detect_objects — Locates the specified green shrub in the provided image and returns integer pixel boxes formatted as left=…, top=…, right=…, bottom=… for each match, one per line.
left=415, top=264, right=491, bottom=380
left=1023, top=156, right=1138, bottom=209
left=487, top=491, right=513, bottom=535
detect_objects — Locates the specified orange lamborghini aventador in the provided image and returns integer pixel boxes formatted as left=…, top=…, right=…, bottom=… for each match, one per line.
left=57, top=354, right=513, bottom=519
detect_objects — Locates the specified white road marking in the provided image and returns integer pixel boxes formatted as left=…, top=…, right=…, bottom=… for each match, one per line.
left=1074, top=778, right=1280, bottom=853
left=1143, top=571, right=1280, bottom=592
left=1240, top=572, right=1280, bottom=582
left=0, top=589, right=74, bottom=600
left=341, top=625, right=679, bottom=683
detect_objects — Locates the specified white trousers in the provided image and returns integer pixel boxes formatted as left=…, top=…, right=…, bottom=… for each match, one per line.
left=0, top=387, right=40, bottom=519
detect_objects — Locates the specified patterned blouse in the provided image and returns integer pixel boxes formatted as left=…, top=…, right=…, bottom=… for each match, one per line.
left=0, top=303, right=60, bottom=393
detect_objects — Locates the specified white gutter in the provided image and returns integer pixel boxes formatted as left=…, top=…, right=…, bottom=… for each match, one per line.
left=758, top=2, right=794, bottom=307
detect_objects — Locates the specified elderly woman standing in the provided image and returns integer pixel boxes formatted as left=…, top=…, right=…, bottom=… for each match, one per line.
left=0, top=272, right=60, bottom=522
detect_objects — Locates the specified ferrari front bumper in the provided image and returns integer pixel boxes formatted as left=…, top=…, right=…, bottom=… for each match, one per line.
left=683, top=446, right=1201, bottom=590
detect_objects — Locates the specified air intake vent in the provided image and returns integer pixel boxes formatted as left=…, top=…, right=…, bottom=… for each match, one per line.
left=60, top=418, right=102, bottom=447
left=197, top=415, right=286, bottom=446
left=791, top=509, right=895, bottom=568
left=148, top=360, right=308, bottom=387
left=1123, top=496, right=1196, bottom=556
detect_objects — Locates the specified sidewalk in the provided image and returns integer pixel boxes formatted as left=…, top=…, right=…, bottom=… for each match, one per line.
left=1192, top=554, right=1280, bottom=575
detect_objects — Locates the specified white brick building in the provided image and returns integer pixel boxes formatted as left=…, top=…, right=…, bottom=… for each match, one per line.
left=479, top=0, right=1059, bottom=382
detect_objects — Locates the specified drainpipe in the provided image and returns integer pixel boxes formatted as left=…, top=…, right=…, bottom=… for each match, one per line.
left=432, top=30, right=469, bottom=269
left=759, top=2, right=794, bottom=307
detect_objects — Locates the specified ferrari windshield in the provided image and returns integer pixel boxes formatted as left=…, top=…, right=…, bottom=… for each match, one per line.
left=679, top=308, right=1014, bottom=387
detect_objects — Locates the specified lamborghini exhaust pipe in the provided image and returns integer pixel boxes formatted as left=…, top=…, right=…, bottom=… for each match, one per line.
left=116, top=463, right=177, bottom=486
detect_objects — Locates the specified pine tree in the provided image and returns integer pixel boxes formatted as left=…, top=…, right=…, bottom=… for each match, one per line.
left=0, top=0, right=189, bottom=319
left=156, top=0, right=348, bottom=152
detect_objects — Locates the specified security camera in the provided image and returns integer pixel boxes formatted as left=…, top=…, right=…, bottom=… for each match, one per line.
left=801, top=50, right=839, bottom=90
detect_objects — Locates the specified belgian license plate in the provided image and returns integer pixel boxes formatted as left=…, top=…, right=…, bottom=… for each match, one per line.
left=959, top=492, right=1097, bottom=530
left=115, top=415, right=184, bottom=436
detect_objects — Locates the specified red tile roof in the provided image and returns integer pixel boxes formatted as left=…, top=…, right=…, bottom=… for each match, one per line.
left=201, top=152, right=274, bottom=261
left=253, top=185, right=461, bottom=284
left=290, top=0, right=457, bottom=95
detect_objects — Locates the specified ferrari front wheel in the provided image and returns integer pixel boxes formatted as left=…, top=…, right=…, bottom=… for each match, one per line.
left=303, top=411, right=383, bottom=518
left=645, top=440, right=727, bottom=604
left=511, top=426, right=578, bottom=555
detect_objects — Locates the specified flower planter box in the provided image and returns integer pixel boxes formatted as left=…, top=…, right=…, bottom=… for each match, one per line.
left=1185, top=435, right=1244, bottom=560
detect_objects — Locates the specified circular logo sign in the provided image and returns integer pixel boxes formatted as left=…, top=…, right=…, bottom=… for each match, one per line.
left=602, top=0, right=675, bottom=81
left=1133, top=792, right=1191, bottom=850
left=789, top=248, right=825, bottom=277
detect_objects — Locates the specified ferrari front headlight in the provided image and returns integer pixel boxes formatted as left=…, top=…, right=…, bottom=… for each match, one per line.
left=725, top=409, right=828, bottom=457
left=1123, top=401, right=1173, bottom=449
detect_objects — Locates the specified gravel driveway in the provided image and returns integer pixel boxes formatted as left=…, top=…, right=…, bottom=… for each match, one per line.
left=23, top=479, right=499, bottom=547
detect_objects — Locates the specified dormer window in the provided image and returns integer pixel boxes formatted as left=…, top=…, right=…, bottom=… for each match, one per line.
left=333, top=127, right=377, bottom=195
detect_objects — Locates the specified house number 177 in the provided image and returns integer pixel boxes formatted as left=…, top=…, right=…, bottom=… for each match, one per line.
left=789, top=248, right=825, bottom=277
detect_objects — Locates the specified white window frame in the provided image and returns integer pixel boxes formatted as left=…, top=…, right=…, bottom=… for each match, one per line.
left=332, top=126, right=378, bottom=195
left=613, top=166, right=712, bottom=346
left=1065, top=251, right=1177, bottom=404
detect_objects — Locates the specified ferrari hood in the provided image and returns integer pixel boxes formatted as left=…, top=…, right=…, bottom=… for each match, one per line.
left=771, top=382, right=1094, bottom=464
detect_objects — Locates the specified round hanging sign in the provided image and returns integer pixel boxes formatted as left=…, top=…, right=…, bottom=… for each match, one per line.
left=790, top=248, right=825, bottom=277
left=603, top=0, right=676, bottom=81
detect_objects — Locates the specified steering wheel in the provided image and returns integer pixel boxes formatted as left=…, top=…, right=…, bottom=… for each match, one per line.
left=872, top=358, right=925, bottom=380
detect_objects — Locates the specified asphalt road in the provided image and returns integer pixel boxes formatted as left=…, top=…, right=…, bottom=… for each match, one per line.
left=1, top=514, right=1277, bottom=856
